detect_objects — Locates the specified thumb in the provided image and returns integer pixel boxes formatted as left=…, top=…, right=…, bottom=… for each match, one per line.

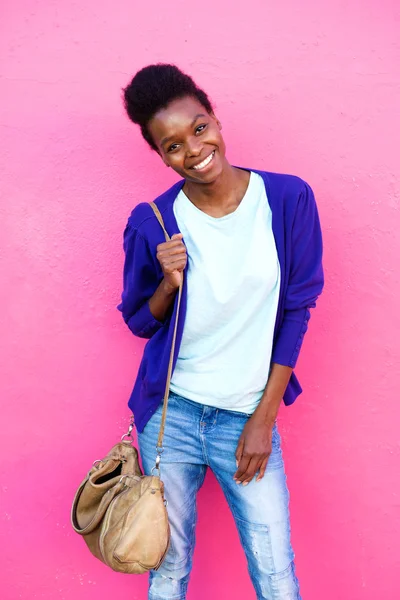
left=171, top=233, right=184, bottom=240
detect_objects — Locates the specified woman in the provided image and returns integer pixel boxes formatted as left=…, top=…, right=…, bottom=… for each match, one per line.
left=118, top=64, right=324, bottom=600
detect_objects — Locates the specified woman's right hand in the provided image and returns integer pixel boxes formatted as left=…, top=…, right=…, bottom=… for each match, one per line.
left=156, top=233, right=187, bottom=290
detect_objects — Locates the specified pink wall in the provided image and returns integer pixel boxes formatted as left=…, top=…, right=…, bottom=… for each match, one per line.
left=1, top=1, right=399, bottom=598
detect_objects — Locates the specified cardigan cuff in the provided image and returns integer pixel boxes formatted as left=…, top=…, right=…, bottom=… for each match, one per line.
left=271, top=307, right=311, bottom=368
left=127, top=301, right=165, bottom=339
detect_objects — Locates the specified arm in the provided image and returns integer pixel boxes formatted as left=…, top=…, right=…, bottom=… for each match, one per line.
left=148, top=233, right=187, bottom=320
left=147, top=279, right=178, bottom=322
left=253, top=363, right=293, bottom=426
left=118, top=223, right=164, bottom=339
left=234, top=364, right=292, bottom=485
left=272, top=181, right=324, bottom=368
left=118, top=222, right=186, bottom=338
left=234, top=181, right=324, bottom=484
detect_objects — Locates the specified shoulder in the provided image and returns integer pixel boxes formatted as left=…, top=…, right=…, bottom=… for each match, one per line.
left=251, top=168, right=312, bottom=197
left=124, top=180, right=184, bottom=238
left=250, top=168, right=317, bottom=219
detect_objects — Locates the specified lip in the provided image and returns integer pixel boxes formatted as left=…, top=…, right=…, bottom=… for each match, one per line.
left=189, top=150, right=215, bottom=171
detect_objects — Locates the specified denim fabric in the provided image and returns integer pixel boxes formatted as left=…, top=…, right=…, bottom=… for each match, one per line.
left=138, top=392, right=302, bottom=600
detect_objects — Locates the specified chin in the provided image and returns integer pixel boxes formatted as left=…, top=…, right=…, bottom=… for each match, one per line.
left=186, top=171, right=216, bottom=184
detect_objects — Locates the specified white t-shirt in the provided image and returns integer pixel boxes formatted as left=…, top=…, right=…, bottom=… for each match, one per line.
left=170, top=171, right=280, bottom=413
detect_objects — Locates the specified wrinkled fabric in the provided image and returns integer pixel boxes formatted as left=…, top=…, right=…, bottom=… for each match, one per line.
left=117, top=169, right=324, bottom=433
left=139, top=392, right=302, bottom=600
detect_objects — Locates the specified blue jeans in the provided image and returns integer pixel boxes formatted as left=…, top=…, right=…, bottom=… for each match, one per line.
left=138, top=392, right=301, bottom=600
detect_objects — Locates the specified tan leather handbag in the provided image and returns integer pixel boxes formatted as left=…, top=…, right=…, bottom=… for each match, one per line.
left=71, top=202, right=182, bottom=574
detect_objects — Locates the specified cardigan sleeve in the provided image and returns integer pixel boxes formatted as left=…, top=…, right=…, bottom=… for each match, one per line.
left=117, top=222, right=164, bottom=339
left=271, top=181, right=324, bottom=368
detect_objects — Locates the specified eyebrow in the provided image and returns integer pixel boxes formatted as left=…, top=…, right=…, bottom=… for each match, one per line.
left=160, top=113, right=207, bottom=147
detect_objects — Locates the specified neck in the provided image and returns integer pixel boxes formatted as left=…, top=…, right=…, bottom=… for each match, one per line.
left=183, top=159, right=248, bottom=209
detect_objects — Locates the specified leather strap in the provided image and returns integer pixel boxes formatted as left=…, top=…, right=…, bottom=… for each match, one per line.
left=149, top=202, right=183, bottom=452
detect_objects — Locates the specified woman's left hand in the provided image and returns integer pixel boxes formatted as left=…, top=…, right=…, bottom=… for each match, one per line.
left=234, top=414, right=274, bottom=485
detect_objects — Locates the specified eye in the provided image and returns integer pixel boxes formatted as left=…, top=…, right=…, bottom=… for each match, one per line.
left=195, top=124, right=207, bottom=134
left=167, top=143, right=180, bottom=153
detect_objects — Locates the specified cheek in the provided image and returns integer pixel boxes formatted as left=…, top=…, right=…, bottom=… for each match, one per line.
left=209, top=126, right=225, bottom=151
left=215, top=133, right=226, bottom=156
left=164, top=153, right=187, bottom=173
left=161, top=150, right=178, bottom=165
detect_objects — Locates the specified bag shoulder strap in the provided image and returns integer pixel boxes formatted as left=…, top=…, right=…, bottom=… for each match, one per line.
left=150, top=201, right=171, bottom=242
left=149, top=202, right=183, bottom=455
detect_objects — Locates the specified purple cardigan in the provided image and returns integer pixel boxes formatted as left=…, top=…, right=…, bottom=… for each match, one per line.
left=118, top=169, right=324, bottom=433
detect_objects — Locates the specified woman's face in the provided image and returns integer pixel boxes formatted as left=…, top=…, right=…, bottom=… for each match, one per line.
left=147, top=96, right=227, bottom=184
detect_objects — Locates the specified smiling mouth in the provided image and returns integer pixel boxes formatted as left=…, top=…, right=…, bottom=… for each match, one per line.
left=191, top=150, right=215, bottom=171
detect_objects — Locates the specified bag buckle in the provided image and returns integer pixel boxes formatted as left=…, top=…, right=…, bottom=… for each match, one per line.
left=151, top=446, right=163, bottom=477
left=121, top=415, right=135, bottom=442
left=119, top=474, right=133, bottom=487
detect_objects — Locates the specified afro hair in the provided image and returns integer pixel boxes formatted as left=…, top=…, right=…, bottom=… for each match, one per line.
left=123, top=64, right=213, bottom=151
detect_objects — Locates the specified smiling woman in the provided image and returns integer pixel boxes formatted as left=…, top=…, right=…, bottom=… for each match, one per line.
left=118, top=64, right=324, bottom=600
left=148, top=98, right=224, bottom=180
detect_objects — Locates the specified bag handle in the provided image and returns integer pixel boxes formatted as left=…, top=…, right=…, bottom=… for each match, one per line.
left=71, top=476, right=127, bottom=535
left=149, top=202, right=184, bottom=471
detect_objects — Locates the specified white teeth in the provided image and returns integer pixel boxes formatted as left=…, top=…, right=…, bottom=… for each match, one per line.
left=192, top=151, right=214, bottom=170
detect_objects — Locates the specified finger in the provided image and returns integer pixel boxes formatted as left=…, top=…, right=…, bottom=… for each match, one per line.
left=234, top=455, right=251, bottom=482
left=157, top=238, right=185, bottom=250
left=235, top=438, right=244, bottom=469
left=158, top=251, right=187, bottom=266
left=237, top=457, right=261, bottom=485
left=171, top=233, right=184, bottom=240
left=158, top=244, right=186, bottom=255
left=162, top=258, right=187, bottom=272
left=256, top=457, right=269, bottom=482
left=158, top=239, right=184, bottom=249
left=159, top=253, right=187, bottom=266
left=157, top=243, right=186, bottom=257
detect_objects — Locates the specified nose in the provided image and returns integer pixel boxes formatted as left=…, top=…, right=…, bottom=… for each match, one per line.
left=185, top=137, right=202, bottom=157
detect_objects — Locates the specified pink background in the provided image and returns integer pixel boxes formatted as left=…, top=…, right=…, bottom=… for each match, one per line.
left=1, top=1, right=399, bottom=599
